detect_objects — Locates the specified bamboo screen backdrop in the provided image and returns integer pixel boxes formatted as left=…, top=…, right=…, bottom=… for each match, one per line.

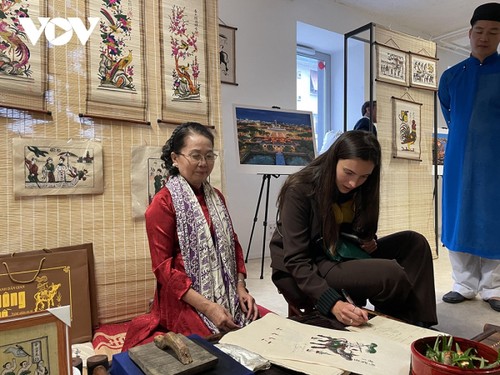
left=374, top=25, right=437, bottom=256
left=0, top=0, right=221, bottom=324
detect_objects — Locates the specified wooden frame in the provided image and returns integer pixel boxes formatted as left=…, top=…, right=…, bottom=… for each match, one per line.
left=0, top=309, right=71, bottom=375
left=376, top=44, right=408, bottom=87
left=392, top=97, right=422, bottom=161
left=409, top=53, right=438, bottom=90
left=432, top=128, right=448, bottom=175
left=219, top=24, right=238, bottom=85
left=233, top=104, right=316, bottom=174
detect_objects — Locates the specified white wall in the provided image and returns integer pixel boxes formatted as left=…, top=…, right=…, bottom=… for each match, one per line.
left=218, top=0, right=468, bottom=260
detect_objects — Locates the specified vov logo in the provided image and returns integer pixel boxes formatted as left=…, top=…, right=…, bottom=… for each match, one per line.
left=19, top=17, right=100, bottom=46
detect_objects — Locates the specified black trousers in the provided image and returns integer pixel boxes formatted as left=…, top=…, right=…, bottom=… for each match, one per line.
left=318, top=230, right=438, bottom=326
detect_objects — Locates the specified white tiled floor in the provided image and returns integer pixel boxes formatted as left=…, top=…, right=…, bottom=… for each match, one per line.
left=245, top=247, right=498, bottom=339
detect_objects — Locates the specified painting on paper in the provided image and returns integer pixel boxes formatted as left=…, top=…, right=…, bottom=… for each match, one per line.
left=410, top=54, right=438, bottom=90
left=85, top=0, right=147, bottom=121
left=219, top=24, right=237, bottom=85
left=0, top=309, right=71, bottom=375
left=159, top=0, right=219, bottom=125
left=0, top=0, right=47, bottom=111
left=131, top=146, right=163, bottom=219
left=392, top=98, right=422, bottom=160
left=13, top=139, right=104, bottom=197
left=376, top=45, right=408, bottom=86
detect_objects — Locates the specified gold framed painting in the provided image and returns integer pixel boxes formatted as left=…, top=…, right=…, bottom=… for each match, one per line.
left=409, top=53, right=438, bottom=90
left=376, top=44, right=409, bottom=87
left=219, top=24, right=238, bottom=85
left=0, top=309, right=71, bottom=375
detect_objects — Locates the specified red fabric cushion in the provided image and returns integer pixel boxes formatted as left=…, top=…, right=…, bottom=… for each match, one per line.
left=93, top=304, right=275, bottom=354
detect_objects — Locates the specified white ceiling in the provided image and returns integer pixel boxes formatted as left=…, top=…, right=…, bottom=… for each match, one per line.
left=333, top=0, right=490, bottom=55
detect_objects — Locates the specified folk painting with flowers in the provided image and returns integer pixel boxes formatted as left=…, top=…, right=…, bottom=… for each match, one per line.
left=85, top=0, right=147, bottom=122
left=0, top=0, right=47, bottom=111
left=159, top=0, right=220, bottom=125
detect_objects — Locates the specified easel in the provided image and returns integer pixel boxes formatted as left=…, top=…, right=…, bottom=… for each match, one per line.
left=245, top=173, right=280, bottom=279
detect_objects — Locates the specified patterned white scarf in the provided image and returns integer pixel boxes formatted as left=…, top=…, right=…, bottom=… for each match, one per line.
left=166, top=175, right=247, bottom=333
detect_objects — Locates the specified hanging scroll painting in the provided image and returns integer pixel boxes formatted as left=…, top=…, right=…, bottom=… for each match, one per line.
left=392, top=97, right=422, bottom=161
left=219, top=24, right=237, bottom=85
left=13, top=138, right=104, bottom=197
left=130, top=146, right=163, bottom=219
left=130, top=145, right=221, bottom=218
left=0, top=0, right=47, bottom=111
left=160, top=0, right=219, bottom=125
left=86, top=0, right=147, bottom=122
left=376, top=44, right=408, bottom=87
left=410, top=53, right=438, bottom=90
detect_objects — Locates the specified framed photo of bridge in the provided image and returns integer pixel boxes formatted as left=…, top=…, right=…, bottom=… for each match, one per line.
left=219, top=24, right=237, bottom=85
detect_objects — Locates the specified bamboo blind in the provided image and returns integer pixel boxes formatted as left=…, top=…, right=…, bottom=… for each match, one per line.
left=0, top=0, right=222, bottom=324
left=374, top=25, right=438, bottom=257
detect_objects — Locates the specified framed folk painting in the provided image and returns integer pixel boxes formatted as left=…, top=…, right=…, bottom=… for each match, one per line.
left=376, top=44, right=409, bottom=87
left=219, top=24, right=238, bottom=85
left=410, top=53, right=438, bottom=90
left=0, top=308, right=71, bottom=375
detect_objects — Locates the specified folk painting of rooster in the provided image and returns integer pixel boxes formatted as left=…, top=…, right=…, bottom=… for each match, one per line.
left=393, top=98, right=422, bottom=160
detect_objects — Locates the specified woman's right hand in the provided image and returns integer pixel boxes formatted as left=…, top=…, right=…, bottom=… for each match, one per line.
left=182, top=288, right=240, bottom=332
left=331, top=300, right=369, bottom=326
left=203, top=302, right=240, bottom=332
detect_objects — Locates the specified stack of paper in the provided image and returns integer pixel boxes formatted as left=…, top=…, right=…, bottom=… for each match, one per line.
left=220, top=314, right=413, bottom=375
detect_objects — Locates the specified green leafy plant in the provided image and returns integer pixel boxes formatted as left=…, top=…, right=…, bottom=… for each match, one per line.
left=425, top=335, right=500, bottom=369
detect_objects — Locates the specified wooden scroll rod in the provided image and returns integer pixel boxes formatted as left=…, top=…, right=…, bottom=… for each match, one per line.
left=79, top=113, right=151, bottom=126
left=0, top=104, right=52, bottom=116
left=157, top=118, right=215, bottom=129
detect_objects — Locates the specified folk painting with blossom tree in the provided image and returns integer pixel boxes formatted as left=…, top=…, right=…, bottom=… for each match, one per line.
left=86, top=0, right=147, bottom=121
left=160, top=0, right=219, bottom=125
left=0, top=0, right=47, bottom=111
left=169, top=5, right=200, bottom=101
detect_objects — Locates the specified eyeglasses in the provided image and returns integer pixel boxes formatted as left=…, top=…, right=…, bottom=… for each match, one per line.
left=179, top=152, right=218, bottom=163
